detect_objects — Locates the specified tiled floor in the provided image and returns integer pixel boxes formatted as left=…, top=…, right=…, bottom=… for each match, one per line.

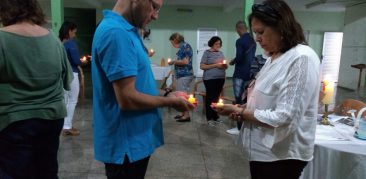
left=58, top=98, right=250, bottom=179
left=57, top=74, right=366, bottom=179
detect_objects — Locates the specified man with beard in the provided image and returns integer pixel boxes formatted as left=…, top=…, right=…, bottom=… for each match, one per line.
left=91, top=0, right=194, bottom=178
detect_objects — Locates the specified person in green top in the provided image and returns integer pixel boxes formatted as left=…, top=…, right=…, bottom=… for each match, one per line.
left=0, top=0, right=73, bottom=178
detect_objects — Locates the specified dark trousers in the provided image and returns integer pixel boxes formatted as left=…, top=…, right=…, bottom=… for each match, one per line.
left=105, top=155, right=150, bottom=179
left=203, top=78, right=225, bottom=121
left=0, top=118, right=64, bottom=179
left=250, top=159, right=308, bottom=179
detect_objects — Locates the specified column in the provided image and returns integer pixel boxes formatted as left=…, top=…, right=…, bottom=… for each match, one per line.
left=51, top=0, right=64, bottom=35
left=243, top=0, right=254, bottom=22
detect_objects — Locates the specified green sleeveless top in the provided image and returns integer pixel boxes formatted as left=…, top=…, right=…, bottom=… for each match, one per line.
left=0, top=30, right=73, bottom=131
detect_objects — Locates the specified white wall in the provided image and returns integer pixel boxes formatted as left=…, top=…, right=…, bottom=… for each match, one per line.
left=338, top=3, right=366, bottom=90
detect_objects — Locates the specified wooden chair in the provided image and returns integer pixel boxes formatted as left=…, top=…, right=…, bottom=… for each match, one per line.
left=333, top=99, right=366, bottom=117
left=192, top=80, right=206, bottom=114
left=192, top=79, right=235, bottom=114
left=160, top=70, right=175, bottom=90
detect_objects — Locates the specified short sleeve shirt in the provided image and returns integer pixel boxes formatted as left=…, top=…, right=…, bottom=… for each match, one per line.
left=91, top=10, right=163, bottom=164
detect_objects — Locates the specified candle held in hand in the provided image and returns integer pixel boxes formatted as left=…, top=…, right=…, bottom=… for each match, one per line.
left=81, top=56, right=87, bottom=63
left=216, top=99, right=224, bottom=107
left=149, top=48, right=154, bottom=53
left=167, top=58, right=172, bottom=64
left=223, top=60, right=227, bottom=64
left=188, top=94, right=196, bottom=104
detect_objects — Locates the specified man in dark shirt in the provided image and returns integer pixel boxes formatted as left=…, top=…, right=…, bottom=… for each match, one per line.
left=227, top=21, right=256, bottom=135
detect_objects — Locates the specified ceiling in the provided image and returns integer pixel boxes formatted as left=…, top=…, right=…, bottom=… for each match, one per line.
left=43, top=0, right=366, bottom=12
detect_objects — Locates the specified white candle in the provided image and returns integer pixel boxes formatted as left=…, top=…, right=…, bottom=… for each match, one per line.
left=223, top=60, right=227, bottom=64
left=322, top=80, right=334, bottom=104
left=149, top=48, right=154, bottom=53
left=167, top=58, right=172, bottom=64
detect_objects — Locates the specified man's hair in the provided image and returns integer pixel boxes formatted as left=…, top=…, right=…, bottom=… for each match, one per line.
left=0, top=0, right=46, bottom=26
left=236, top=21, right=247, bottom=29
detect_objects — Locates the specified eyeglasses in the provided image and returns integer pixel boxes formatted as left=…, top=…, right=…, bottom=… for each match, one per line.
left=149, top=0, right=161, bottom=13
left=252, top=3, right=281, bottom=19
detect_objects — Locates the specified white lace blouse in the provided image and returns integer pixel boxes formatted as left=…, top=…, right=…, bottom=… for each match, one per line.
left=239, top=44, right=321, bottom=162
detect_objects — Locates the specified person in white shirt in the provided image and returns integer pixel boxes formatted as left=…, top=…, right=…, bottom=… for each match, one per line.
left=213, top=0, right=320, bottom=178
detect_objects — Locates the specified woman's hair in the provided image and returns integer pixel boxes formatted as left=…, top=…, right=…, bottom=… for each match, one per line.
left=208, top=36, right=222, bottom=48
left=248, top=0, right=306, bottom=53
left=0, top=0, right=46, bottom=26
left=169, top=33, right=185, bottom=44
left=59, top=21, right=77, bottom=40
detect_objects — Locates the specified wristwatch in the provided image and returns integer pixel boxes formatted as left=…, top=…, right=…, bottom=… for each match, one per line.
left=163, top=88, right=172, bottom=97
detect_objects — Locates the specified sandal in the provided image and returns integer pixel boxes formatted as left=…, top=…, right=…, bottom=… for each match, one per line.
left=174, top=115, right=183, bottom=119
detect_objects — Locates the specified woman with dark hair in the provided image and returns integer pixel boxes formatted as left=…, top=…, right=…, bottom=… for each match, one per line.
left=59, top=21, right=86, bottom=136
left=214, top=0, right=320, bottom=178
left=200, top=36, right=227, bottom=126
left=0, top=0, right=73, bottom=178
left=168, top=32, right=194, bottom=122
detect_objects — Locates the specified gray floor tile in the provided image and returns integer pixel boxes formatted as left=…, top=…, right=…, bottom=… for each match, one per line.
left=57, top=73, right=364, bottom=179
left=146, top=144, right=208, bottom=178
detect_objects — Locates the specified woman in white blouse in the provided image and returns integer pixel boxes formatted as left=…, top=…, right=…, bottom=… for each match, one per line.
left=214, top=0, right=320, bottom=178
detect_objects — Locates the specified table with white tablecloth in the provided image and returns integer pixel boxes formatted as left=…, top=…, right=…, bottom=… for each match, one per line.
left=151, top=65, right=171, bottom=80
left=301, top=120, right=366, bottom=179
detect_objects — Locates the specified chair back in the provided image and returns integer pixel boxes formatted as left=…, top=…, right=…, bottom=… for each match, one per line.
left=334, top=99, right=366, bottom=117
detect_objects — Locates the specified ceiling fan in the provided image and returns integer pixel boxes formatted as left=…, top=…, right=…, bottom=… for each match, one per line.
left=305, top=0, right=365, bottom=9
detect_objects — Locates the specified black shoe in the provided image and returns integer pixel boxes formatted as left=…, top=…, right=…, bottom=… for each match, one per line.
left=174, top=115, right=183, bottom=119
left=176, top=117, right=191, bottom=122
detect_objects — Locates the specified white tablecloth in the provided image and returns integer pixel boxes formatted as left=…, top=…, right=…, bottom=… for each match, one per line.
left=301, top=122, right=366, bottom=179
left=151, top=66, right=171, bottom=80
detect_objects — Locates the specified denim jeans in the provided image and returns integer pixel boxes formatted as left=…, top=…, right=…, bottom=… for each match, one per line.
left=232, top=78, right=250, bottom=130
left=0, top=118, right=64, bottom=179
left=232, top=78, right=250, bottom=104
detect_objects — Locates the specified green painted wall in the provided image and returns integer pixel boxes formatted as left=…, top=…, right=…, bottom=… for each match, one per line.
left=40, top=0, right=345, bottom=77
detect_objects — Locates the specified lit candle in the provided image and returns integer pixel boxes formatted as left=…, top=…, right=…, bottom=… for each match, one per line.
left=188, top=94, right=197, bottom=104
left=322, top=80, right=334, bottom=104
left=149, top=48, right=154, bottom=53
left=223, top=60, right=227, bottom=64
left=167, top=58, right=172, bottom=64
left=216, top=99, right=224, bottom=107
left=81, top=56, right=87, bottom=63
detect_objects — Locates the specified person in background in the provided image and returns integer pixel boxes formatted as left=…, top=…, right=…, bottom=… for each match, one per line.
left=168, top=32, right=194, bottom=122
left=214, top=0, right=320, bottom=178
left=59, top=21, right=87, bottom=136
left=92, top=0, right=194, bottom=178
left=200, top=36, right=227, bottom=126
left=140, top=27, right=155, bottom=57
left=0, top=0, right=73, bottom=178
left=226, top=20, right=257, bottom=135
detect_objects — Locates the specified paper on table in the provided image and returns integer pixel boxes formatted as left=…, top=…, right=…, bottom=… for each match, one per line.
left=316, top=125, right=350, bottom=141
left=327, top=114, right=349, bottom=123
